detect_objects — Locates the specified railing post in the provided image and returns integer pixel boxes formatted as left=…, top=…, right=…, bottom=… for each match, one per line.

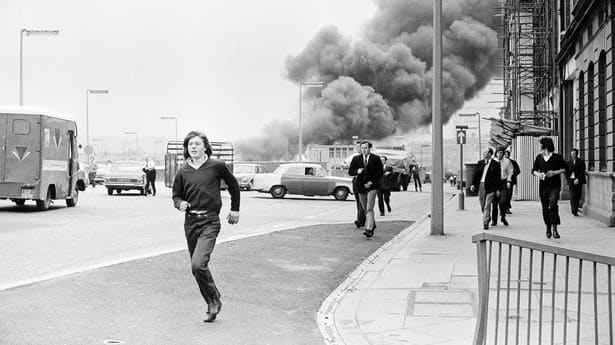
left=474, top=239, right=490, bottom=345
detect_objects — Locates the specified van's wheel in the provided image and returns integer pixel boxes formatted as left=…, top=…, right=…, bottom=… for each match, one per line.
left=36, top=189, right=52, bottom=211
left=66, top=189, right=78, bottom=207
left=333, top=187, right=349, bottom=201
left=13, top=199, right=25, bottom=206
left=107, top=187, right=114, bottom=195
left=270, top=185, right=286, bottom=199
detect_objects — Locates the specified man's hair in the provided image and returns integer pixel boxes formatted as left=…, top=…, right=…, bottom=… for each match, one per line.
left=382, top=155, right=387, bottom=162
left=486, top=148, right=494, bottom=156
left=361, top=141, right=373, bottom=148
left=539, top=137, right=555, bottom=152
left=571, top=148, right=579, bottom=154
left=182, top=131, right=213, bottom=159
left=504, top=150, right=511, bottom=154
left=496, top=147, right=505, bottom=154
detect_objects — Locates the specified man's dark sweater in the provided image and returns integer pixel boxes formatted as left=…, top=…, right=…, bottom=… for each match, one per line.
left=531, top=153, right=567, bottom=193
left=172, top=158, right=240, bottom=214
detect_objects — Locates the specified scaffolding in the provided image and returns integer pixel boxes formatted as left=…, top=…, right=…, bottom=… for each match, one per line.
left=498, top=0, right=558, bottom=130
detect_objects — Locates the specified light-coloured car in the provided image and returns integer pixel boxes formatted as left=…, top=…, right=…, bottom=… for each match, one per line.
left=104, top=161, right=146, bottom=195
left=252, top=163, right=353, bottom=200
left=234, top=163, right=266, bottom=190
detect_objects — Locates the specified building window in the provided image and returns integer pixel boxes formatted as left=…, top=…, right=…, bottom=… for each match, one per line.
left=329, top=148, right=334, bottom=159
left=579, top=71, right=585, bottom=157
left=587, top=62, right=595, bottom=170
left=598, top=51, right=607, bottom=171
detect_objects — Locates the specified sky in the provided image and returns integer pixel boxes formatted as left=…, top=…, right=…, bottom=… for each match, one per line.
left=0, top=0, right=503, bottom=155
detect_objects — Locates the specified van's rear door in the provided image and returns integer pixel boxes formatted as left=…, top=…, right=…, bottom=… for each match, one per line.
left=3, top=114, right=40, bottom=183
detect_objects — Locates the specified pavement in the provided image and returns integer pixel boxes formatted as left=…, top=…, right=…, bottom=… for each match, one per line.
left=320, top=190, right=615, bottom=345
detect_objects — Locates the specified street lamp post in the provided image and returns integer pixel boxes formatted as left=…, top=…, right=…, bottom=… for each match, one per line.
left=299, top=81, right=325, bottom=162
left=459, top=112, right=481, bottom=159
left=19, top=29, right=60, bottom=106
left=124, top=131, right=139, bottom=157
left=85, top=89, right=109, bottom=163
left=161, top=116, right=178, bottom=143
left=431, top=0, right=444, bottom=235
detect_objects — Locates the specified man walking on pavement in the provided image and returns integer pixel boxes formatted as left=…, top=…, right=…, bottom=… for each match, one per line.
left=377, top=155, right=394, bottom=216
left=504, top=150, right=520, bottom=214
left=492, top=148, right=513, bottom=226
left=349, top=141, right=383, bottom=238
left=470, top=148, right=501, bottom=230
left=532, top=137, right=567, bottom=239
left=172, top=131, right=240, bottom=323
left=566, top=148, right=586, bottom=216
left=411, top=165, right=422, bottom=192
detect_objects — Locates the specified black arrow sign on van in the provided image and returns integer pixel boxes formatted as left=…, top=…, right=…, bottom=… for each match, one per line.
left=54, top=128, right=62, bottom=148
left=12, top=146, right=30, bottom=161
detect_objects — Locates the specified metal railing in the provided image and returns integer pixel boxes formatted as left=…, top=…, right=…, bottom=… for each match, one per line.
left=472, top=233, right=614, bottom=345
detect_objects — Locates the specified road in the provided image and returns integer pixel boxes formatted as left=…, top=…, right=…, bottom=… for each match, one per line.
left=0, top=182, right=437, bottom=290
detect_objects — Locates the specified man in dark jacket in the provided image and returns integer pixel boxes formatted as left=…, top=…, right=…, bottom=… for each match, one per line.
left=349, top=141, right=383, bottom=238
left=470, top=148, right=501, bottom=230
left=377, top=156, right=394, bottom=216
left=504, top=150, right=520, bottom=214
left=566, top=148, right=586, bottom=216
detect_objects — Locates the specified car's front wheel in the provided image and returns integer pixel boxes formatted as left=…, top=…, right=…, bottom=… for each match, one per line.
left=333, top=187, right=349, bottom=201
left=270, top=185, right=286, bottom=199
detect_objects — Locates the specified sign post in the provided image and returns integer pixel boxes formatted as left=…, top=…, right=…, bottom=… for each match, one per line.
left=456, top=126, right=467, bottom=210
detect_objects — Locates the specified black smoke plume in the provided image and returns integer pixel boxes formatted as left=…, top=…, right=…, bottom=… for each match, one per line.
left=237, top=0, right=498, bottom=161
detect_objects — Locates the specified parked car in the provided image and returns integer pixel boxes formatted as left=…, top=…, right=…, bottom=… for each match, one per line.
left=233, top=163, right=266, bottom=190
left=252, top=163, right=353, bottom=200
left=104, top=161, right=146, bottom=195
left=94, top=163, right=110, bottom=185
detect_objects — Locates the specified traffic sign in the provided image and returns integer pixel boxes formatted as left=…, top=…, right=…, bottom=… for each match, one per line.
left=456, top=130, right=467, bottom=145
left=84, top=144, right=94, bottom=155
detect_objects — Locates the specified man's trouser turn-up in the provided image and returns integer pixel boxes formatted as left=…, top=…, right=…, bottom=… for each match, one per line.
left=478, top=182, right=495, bottom=226
left=185, top=212, right=221, bottom=304
left=540, top=187, right=561, bottom=226
left=359, top=190, right=378, bottom=230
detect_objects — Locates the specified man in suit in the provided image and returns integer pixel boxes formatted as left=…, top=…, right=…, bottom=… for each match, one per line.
left=377, top=155, right=394, bottom=216
left=566, top=148, right=586, bottom=216
left=470, top=148, right=501, bottom=230
left=349, top=141, right=383, bottom=238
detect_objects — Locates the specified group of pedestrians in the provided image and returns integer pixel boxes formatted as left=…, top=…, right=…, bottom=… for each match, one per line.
left=472, top=137, right=586, bottom=239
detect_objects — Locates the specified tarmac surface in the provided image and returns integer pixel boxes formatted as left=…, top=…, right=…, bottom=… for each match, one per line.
left=0, top=220, right=411, bottom=345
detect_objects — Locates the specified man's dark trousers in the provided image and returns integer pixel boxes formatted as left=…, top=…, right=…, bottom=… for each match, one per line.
left=540, top=187, right=561, bottom=226
left=569, top=183, right=583, bottom=214
left=353, top=177, right=366, bottom=226
left=185, top=213, right=221, bottom=303
left=145, top=170, right=156, bottom=195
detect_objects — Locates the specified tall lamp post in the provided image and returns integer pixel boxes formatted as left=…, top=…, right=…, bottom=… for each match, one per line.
left=299, top=81, right=325, bottom=162
left=124, top=131, right=139, bottom=157
left=86, top=89, right=109, bottom=163
left=19, top=29, right=60, bottom=106
left=161, top=116, right=178, bottom=143
left=459, top=112, right=481, bottom=159
left=431, top=0, right=444, bottom=235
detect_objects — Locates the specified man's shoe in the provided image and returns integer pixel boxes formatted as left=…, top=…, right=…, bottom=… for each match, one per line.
left=546, top=225, right=552, bottom=239
left=552, top=225, right=560, bottom=239
left=363, top=230, right=372, bottom=238
left=354, top=220, right=362, bottom=228
left=572, top=210, right=578, bottom=216
left=380, top=212, right=385, bottom=216
left=387, top=205, right=392, bottom=212
left=506, top=210, right=512, bottom=215
left=483, top=224, right=489, bottom=230
left=204, top=297, right=222, bottom=323
left=501, top=218, right=509, bottom=226
left=490, top=222, right=497, bottom=226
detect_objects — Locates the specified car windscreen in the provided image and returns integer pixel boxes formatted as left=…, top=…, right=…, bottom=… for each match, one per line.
left=109, top=163, right=143, bottom=173
left=234, top=165, right=255, bottom=174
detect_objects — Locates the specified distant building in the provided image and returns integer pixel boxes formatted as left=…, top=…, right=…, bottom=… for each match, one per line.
left=306, top=144, right=356, bottom=170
